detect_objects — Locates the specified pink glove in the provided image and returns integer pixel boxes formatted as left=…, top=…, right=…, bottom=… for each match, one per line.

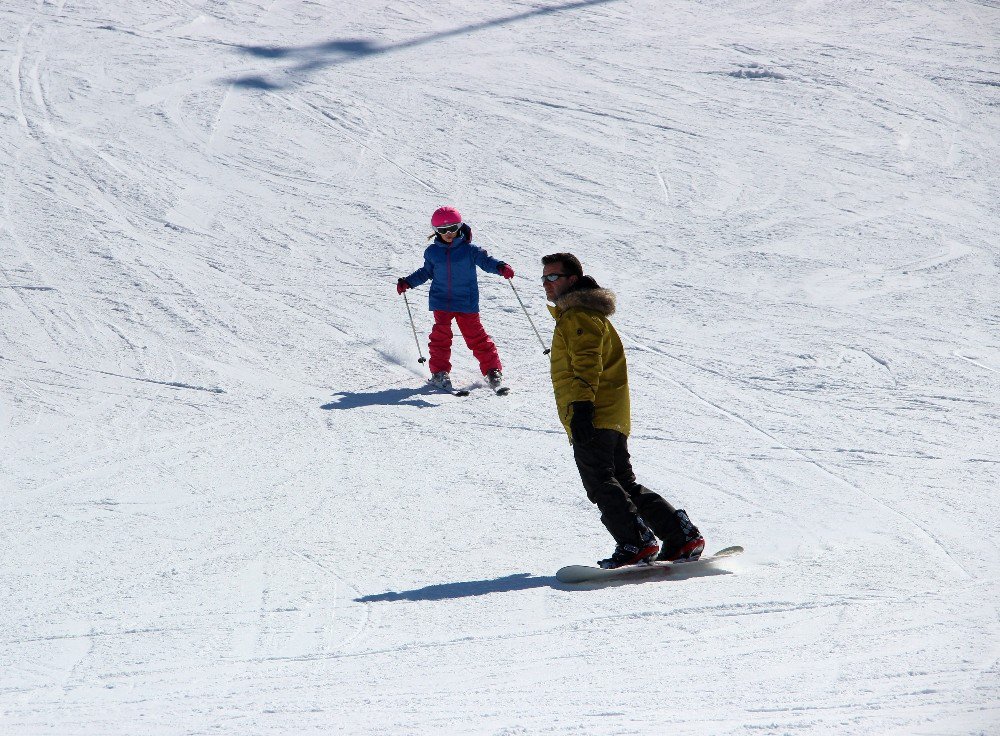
left=498, top=263, right=515, bottom=279
left=397, top=278, right=410, bottom=295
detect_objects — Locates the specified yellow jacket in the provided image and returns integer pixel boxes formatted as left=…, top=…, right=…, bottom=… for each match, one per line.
left=548, top=283, right=631, bottom=441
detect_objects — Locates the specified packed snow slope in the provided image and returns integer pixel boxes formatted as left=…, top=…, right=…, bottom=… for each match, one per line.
left=2, top=1, right=999, bottom=734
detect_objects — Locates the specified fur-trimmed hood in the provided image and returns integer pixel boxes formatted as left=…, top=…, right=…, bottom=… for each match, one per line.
left=554, top=276, right=616, bottom=316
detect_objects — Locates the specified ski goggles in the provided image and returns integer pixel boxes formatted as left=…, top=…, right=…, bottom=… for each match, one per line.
left=434, top=223, right=462, bottom=235
left=541, top=273, right=570, bottom=283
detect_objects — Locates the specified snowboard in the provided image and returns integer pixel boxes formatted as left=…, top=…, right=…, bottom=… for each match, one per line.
left=556, top=545, right=744, bottom=584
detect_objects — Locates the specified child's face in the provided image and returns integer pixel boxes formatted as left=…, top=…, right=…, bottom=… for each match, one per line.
left=440, top=230, right=457, bottom=243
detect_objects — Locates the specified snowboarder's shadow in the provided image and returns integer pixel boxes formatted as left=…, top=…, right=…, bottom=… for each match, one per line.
left=356, top=574, right=559, bottom=602
left=322, top=386, right=438, bottom=410
left=356, top=565, right=732, bottom=602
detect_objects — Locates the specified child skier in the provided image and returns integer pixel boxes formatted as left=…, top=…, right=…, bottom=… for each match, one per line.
left=396, top=206, right=515, bottom=392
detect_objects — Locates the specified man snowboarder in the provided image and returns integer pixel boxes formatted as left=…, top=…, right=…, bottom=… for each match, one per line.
left=542, top=252, right=706, bottom=569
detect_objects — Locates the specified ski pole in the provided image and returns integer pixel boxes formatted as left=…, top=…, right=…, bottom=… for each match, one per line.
left=402, top=291, right=426, bottom=364
left=508, top=279, right=550, bottom=355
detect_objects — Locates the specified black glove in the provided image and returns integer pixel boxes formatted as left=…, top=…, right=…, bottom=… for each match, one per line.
left=569, top=401, right=596, bottom=445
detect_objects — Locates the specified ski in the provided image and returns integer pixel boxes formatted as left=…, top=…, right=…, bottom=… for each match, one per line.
left=556, top=545, right=744, bottom=584
left=427, top=380, right=470, bottom=396
left=427, top=379, right=507, bottom=397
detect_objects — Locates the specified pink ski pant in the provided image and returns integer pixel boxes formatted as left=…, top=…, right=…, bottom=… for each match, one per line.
left=428, top=311, right=502, bottom=375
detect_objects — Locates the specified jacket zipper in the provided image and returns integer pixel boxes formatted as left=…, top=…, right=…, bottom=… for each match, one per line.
left=446, top=243, right=452, bottom=311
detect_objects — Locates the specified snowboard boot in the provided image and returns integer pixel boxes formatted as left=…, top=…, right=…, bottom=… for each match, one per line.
left=598, top=519, right=659, bottom=569
left=429, top=371, right=453, bottom=390
left=656, top=509, right=705, bottom=563
left=485, top=368, right=503, bottom=390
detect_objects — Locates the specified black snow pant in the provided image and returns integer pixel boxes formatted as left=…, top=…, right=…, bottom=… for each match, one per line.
left=573, top=429, right=688, bottom=549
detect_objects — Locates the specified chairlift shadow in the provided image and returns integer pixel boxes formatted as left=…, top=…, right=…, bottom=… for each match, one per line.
left=227, top=0, right=619, bottom=89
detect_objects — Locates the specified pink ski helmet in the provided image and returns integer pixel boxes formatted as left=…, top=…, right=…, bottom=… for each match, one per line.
left=431, top=206, right=462, bottom=229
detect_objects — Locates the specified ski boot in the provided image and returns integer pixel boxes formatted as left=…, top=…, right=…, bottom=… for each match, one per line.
left=485, top=369, right=503, bottom=390
left=429, top=371, right=453, bottom=391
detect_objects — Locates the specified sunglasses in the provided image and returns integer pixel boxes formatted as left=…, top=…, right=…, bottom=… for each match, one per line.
left=434, top=223, right=462, bottom=235
left=541, top=273, right=570, bottom=283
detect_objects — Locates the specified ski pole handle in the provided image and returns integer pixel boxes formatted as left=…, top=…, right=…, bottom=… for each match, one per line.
left=509, top=279, right=550, bottom=355
left=402, top=291, right=426, bottom=364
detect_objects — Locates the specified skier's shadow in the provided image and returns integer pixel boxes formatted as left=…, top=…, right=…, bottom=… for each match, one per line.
left=322, top=386, right=437, bottom=410
left=356, top=566, right=732, bottom=602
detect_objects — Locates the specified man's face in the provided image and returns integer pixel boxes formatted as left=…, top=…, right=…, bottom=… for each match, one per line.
left=542, top=262, right=577, bottom=301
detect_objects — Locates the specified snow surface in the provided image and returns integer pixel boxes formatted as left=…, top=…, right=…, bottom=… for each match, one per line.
left=2, top=1, right=999, bottom=734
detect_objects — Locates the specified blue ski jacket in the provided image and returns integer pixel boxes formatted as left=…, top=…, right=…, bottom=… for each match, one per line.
left=403, top=233, right=504, bottom=313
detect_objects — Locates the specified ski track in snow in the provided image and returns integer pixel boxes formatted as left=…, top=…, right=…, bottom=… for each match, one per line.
left=1, top=0, right=999, bottom=734
left=622, top=331, right=975, bottom=579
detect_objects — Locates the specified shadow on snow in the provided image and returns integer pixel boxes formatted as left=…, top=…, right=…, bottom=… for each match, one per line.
left=356, top=573, right=559, bottom=602
left=321, top=386, right=438, bottom=409
left=356, top=564, right=732, bottom=602
left=227, top=0, right=619, bottom=89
